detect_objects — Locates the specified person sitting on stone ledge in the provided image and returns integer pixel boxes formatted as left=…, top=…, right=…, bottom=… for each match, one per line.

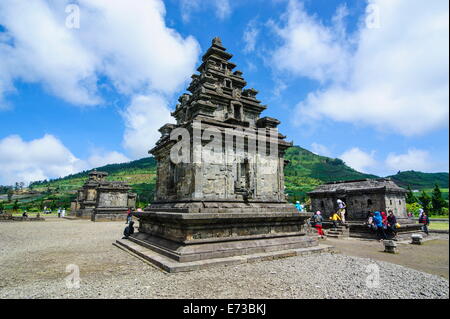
left=22, top=211, right=28, bottom=218
left=373, top=211, right=387, bottom=241
left=387, top=210, right=399, bottom=240
left=123, top=220, right=135, bottom=239
left=295, top=201, right=303, bottom=212
left=126, top=208, right=132, bottom=224
left=329, top=211, right=341, bottom=229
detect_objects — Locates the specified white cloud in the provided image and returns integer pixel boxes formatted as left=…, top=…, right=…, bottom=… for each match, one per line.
left=87, top=150, right=130, bottom=168
left=271, top=0, right=449, bottom=136
left=0, top=134, right=133, bottom=185
left=310, top=142, right=332, bottom=157
left=340, top=147, right=377, bottom=173
left=121, top=94, right=174, bottom=158
left=385, top=149, right=433, bottom=172
left=270, top=0, right=350, bottom=83
left=0, top=134, right=86, bottom=185
left=243, top=20, right=260, bottom=53
left=180, top=0, right=231, bottom=22
left=0, top=0, right=201, bottom=178
left=0, top=0, right=200, bottom=105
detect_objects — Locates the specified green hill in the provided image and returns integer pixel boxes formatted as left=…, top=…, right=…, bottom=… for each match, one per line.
left=2, top=145, right=447, bottom=210
left=284, top=146, right=378, bottom=201
left=386, top=170, right=449, bottom=189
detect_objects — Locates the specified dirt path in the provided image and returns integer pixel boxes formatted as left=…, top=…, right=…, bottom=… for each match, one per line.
left=325, top=236, right=449, bottom=279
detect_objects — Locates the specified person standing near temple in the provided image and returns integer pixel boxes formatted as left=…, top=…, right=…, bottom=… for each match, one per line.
left=295, top=201, right=303, bottom=212
left=336, top=199, right=347, bottom=224
left=313, top=211, right=325, bottom=238
left=61, top=208, right=66, bottom=218
left=419, top=211, right=430, bottom=235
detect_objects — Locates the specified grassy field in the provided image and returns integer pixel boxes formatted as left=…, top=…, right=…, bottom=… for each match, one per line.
left=429, top=222, right=449, bottom=231
left=414, top=188, right=449, bottom=201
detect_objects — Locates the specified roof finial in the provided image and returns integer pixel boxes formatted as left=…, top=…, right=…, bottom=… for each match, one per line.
left=212, top=37, right=223, bottom=47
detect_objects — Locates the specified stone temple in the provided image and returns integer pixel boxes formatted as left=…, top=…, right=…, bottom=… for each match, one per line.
left=308, top=178, right=421, bottom=237
left=70, top=170, right=136, bottom=221
left=115, top=38, right=330, bottom=271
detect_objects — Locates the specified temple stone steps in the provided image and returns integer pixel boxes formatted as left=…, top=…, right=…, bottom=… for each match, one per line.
left=326, top=226, right=349, bottom=239
left=114, top=239, right=334, bottom=273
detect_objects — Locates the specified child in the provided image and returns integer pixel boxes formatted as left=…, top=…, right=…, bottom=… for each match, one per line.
left=329, top=211, right=341, bottom=229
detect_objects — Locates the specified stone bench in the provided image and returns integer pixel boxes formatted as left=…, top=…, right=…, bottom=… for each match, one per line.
left=411, top=234, right=423, bottom=245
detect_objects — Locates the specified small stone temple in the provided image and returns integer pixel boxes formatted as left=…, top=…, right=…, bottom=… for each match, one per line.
left=309, top=178, right=409, bottom=220
left=115, top=37, right=327, bottom=271
left=308, top=178, right=421, bottom=237
left=70, top=170, right=136, bottom=221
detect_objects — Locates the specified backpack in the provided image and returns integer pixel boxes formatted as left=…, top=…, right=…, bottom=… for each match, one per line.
left=310, top=215, right=317, bottom=226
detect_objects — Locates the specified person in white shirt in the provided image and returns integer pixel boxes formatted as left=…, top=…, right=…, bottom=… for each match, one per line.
left=336, top=199, right=347, bottom=224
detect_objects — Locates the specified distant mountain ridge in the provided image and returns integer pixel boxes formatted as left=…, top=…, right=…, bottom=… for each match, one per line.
left=27, top=145, right=448, bottom=204
left=386, top=170, right=449, bottom=189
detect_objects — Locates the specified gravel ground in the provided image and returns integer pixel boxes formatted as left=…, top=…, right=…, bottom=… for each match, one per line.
left=0, top=217, right=448, bottom=299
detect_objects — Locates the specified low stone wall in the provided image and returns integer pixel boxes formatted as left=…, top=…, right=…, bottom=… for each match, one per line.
left=91, top=207, right=129, bottom=222
left=91, top=213, right=128, bottom=222
left=321, top=221, right=423, bottom=239
left=0, top=215, right=45, bottom=222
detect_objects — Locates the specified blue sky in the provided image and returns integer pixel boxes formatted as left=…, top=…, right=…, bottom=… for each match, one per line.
left=0, top=0, right=448, bottom=185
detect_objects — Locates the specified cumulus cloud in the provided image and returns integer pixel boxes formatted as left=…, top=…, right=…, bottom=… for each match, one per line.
left=87, top=150, right=130, bottom=168
left=0, top=0, right=200, bottom=106
left=121, top=94, right=174, bottom=158
left=0, top=0, right=201, bottom=182
left=271, top=0, right=449, bottom=136
left=243, top=20, right=260, bottom=53
left=0, top=134, right=85, bottom=185
left=310, top=142, right=332, bottom=157
left=385, top=149, right=433, bottom=172
left=340, top=147, right=377, bottom=173
left=0, top=134, right=132, bottom=185
left=270, top=1, right=351, bottom=83
left=180, top=0, right=231, bottom=22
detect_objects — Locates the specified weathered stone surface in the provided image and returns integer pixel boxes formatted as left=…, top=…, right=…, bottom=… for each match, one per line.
left=70, top=170, right=136, bottom=221
left=309, top=178, right=409, bottom=221
left=123, top=37, right=319, bottom=269
left=384, top=240, right=398, bottom=254
left=411, top=233, right=423, bottom=245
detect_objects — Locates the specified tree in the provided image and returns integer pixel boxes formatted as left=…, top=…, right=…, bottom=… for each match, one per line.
left=418, top=191, right=431, bottom=212
left=431, top=184, right=446, bottom=215
left=39, top=200, right=45, bottom=210
left=406, top=186, right=417, bottom=204
left=406, top=202, right=422, bottom=216
left=12, top=199, right=19, bottom=212
left=7, top=189, right=14, bottom=202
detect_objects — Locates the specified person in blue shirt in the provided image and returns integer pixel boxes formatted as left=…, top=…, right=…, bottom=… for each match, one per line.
left=295, top=201, right=303, bottom=212
left=373, top=211, right=387, bottom=241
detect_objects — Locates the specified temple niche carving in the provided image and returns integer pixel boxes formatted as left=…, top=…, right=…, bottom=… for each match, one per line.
left=116, top=38, right=324, bottom=272
left=70, top=170, right=136, bottom=221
